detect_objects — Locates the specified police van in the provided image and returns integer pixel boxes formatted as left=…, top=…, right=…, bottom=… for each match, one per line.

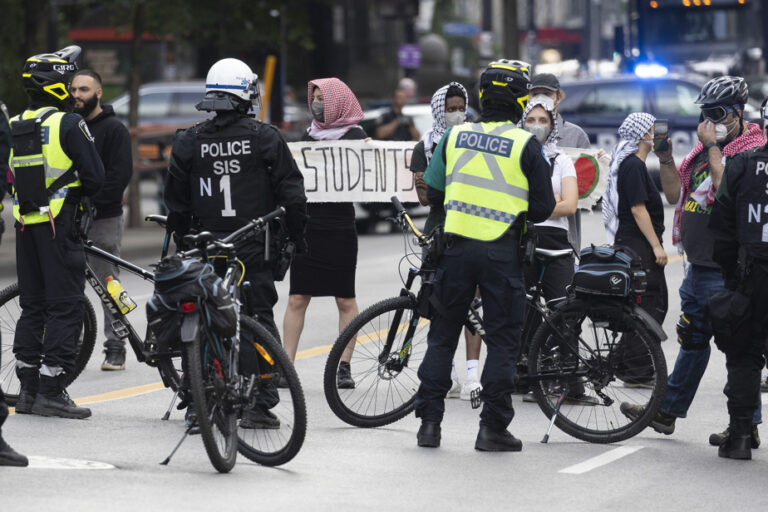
left=559, top=75, right=761, bottom=185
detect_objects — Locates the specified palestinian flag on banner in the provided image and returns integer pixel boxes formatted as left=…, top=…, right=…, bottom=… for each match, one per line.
left=559, top=147, right=609, bottom=210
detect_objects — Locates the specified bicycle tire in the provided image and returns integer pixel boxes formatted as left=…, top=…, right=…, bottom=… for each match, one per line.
left=185, top=325, right=238, bottom=473
left=0, top=282, right=97, bottom=404
left=236, top=316, right=306, bottom=466
left=323, top=295, right=428, bottom=428
left=527, top=297, right=667, bottom=444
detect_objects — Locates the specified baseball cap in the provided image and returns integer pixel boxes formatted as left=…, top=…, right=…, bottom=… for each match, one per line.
left=528, top=73, right=560, bottom=92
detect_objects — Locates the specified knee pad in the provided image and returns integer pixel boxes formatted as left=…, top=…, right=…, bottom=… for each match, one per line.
left=676, top=314, right=708, bottom=350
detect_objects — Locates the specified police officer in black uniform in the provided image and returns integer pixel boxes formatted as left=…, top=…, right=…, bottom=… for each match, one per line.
left=709, top=104, right=768, bottom=460
left=11, top=46, right=104, bottom=420
left=164, top=58, right=307, bottom=429
left=0, top=99, right=29, bottom=466
left=416, top=60, right=555, bottom=451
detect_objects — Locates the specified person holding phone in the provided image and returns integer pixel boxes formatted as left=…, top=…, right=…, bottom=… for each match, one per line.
left=621, top=76, right=766, bottom=443
left=603, top=113, right=668, bottom=388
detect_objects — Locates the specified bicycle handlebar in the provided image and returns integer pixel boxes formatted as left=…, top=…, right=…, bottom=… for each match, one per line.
left=181, top=207, right=286, bottom=258
left=390, top=195, right=426, bottom=242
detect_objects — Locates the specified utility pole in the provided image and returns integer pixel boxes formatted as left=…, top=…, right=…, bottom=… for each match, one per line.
left=527, top=0, right=537, bottom=65
left=126, top=2, right=144, bottom=228
left=479, top=0, right=494, bottom=65
left=503, top=0, right=520, bottom=59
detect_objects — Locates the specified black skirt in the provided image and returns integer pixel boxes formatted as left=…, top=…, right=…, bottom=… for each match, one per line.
left=289, top=203, right=358, bottom=298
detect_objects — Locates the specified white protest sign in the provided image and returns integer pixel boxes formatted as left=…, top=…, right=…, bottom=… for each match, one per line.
left=288, top=140, right=419, bottom=203
left=287, top=141, right=609, bottom=207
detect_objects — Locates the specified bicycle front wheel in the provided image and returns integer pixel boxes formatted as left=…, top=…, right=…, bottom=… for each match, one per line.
left=527, top=297, right=667, bottom=444
left=185, top=325, right=238, bottom=473
left=237, top=316, right=306, bottom=467
left=323, top=296, right=429, bottom=428
left=0, top=283, right=97, bottom=403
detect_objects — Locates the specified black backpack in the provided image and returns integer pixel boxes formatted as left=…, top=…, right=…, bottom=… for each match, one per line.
left=146, top=255, right=238, bottom=349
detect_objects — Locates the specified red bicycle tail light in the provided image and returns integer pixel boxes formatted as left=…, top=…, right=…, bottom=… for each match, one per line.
left=181, top=302, right=196, bottom=312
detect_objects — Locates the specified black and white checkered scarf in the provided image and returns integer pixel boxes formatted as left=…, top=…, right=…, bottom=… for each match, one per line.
left=422, top=81, right=468, bottom=162
left=602, top=112, right=655, bottom=244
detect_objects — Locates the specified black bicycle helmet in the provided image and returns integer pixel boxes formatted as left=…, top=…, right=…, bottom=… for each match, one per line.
left=694, top=75, right=748, bottom=107
left=22, top=45, right=81, bottom=110
left=479, top=59, right=531, bottom=115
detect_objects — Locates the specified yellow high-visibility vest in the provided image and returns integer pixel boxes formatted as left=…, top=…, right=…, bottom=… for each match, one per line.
left=443, top=122, right=531, bottom=241
left=9, top=107, right=80, bottom=225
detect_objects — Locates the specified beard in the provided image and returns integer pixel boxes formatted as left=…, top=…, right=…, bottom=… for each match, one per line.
left=74, top=94, right=99, bottom=118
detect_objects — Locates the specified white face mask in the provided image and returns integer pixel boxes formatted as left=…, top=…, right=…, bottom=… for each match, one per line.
left=444, top=111, right=465, bottom=127
left=526, top=124, right=551, bottom=144
left=715, top=122, right=736, bottom=142
left=530, top=94, right=555, bottom=111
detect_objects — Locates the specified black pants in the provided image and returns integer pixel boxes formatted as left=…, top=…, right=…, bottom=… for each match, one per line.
left=724, top=262, right=768, bottom=419
left=523, top=226, right=574, bottom=303
left=13, top=204, right=85, bottom=374
left=414, top=234, right=525, bottom=431
left=614, top=235, right=668, bottom=382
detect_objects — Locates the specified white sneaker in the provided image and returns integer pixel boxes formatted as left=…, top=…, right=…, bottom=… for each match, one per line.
left=446, top=379, right=461, bottom=398
left=460, top=380, right=482, bottom=401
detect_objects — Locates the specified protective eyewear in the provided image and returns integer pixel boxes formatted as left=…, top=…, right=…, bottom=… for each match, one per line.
left=700, top=104, right=739, bottom=123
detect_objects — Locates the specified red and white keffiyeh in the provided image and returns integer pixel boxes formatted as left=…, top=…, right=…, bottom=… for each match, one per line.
left=672, top=122, right=765, bottom=246
left=306, top=78, right=364, bottom=141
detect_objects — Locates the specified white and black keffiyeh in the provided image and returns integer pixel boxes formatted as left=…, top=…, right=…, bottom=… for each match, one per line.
left=519, top=96, right=560, bottom=160
left=422, top=81, right=468, bottom=161
left=602, top=112, right=655, bottom=244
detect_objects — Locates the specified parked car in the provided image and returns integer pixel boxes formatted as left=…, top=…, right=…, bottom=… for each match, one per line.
left=559, top=74, right=761, bottom=189
left=109, top=81, right=210, bottom=128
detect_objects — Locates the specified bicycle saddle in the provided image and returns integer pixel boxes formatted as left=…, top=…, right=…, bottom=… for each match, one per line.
left=183, top=231, right=215, bottom=246
left=145, top=214, right=168, bottom=229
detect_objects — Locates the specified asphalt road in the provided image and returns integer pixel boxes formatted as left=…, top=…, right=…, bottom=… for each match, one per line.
left=2, top=205, right=768, bottom=511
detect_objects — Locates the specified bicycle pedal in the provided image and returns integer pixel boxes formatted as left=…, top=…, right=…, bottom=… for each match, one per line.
left=111, top=319, right=129, bottom=338
left=470, top=388, right=481, bottom=409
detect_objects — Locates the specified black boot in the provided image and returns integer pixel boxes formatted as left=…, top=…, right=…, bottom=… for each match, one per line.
left=709, top=424, right=760, bottom=449
left=31, top=375, right=92, bottom=419
left=475, top=425, right=523, bottom=452
left=718, top=416, right=752, bottom=460
left=14, top=367, right=39, bottom=414
left=0, top=438, right=29, bottom=467
left=337, top=361, right=355, bottom=389
left=417, top=422, right=441, bottom=448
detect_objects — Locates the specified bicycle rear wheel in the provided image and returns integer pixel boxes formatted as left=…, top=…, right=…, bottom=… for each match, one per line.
left=323, top=296, right=428, bottom=428
left=185, top=325, right=238, bottom=473
left=527, top=297, right=667, bottom=444
left=0, top=283, right=97, bottom=404
left=236, top=316, right=306, bottom=466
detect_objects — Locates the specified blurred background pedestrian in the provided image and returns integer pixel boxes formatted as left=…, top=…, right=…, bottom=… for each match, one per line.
left=375, top=87, right=420, bottom=141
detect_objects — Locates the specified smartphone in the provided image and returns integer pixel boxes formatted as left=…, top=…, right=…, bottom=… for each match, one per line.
left=653, top=119, right=669, bottom=152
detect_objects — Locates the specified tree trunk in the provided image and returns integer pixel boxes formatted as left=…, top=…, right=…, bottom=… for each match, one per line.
left=503, top=0, right=520, bottom=60
left=126, top=2, right=144, bottom=228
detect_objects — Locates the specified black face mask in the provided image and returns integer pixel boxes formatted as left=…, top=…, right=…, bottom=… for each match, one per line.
left=74, top=94, right=99, bottom=118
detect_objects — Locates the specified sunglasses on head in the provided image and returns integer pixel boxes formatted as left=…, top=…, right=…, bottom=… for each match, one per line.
left=700, top=104, right=741, bottom=123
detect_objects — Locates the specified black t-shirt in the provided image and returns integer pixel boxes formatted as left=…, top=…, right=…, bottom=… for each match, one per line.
left=377, top=109, right=414, bottom=141
left=681, top=151, right=720, bottom=268
left=615, top=154, right=664, bottom=243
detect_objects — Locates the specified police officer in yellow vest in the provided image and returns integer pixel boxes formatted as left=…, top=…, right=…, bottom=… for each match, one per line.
left=10, top=46, right=104, bottom=419
left=416, top=60, right=555, bottom=451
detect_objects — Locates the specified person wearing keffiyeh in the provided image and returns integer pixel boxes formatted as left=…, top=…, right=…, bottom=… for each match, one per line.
left=621, top=76, right=766, bottom=441
left=603, top=112, right=669, bottom=390
left=409, top=82, right=484, bottom=400
left=283, top=78, right=366, bottom=389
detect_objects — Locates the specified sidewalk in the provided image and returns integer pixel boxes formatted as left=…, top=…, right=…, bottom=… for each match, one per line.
left=0, top=223, right=166, bottom=279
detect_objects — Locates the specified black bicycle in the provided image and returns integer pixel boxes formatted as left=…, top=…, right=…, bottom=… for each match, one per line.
left=0, top=215, right=182, bottom=403
left=165, top=208, right=306, bottom=472
left=323, top=196, right=667, bottom=444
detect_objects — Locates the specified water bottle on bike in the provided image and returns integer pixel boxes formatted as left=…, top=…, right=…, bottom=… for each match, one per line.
left=105, top=275, right=137, bottom=314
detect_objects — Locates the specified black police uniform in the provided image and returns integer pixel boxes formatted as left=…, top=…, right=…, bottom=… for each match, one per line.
left=416, top=118, right=556, bottom=444
left=0, top=101, right=9, bottom=238
left=709, top=146, right=768, bottom=448
left=13, top=106, right=105, bottom=376
left=164, top=110, right=307, bottom=342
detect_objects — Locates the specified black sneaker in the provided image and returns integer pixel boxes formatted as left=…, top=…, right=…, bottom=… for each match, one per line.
left=0, top=439, right=28, bottom=467
left=337, top=361, right=355, bottom=389
left=709, top=425, right=760, bottom=449
left=31, top=390, right=92, bottom=419
left=474, top=425, right=523, bottom=452
left=619, top=403, right=675, bottom=435
left=240, top=406, right=280, bottom=429
left=185, top=408, right=200, bottom=435
left=14, top=367, right=39, bottom=414
left=101, top=348, right=126, bottom=371
left=563, top=393, right=600, bottom=406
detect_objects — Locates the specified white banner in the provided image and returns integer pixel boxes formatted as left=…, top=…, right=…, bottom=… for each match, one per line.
left=288, top=141, right=609, bottom=207
left=288, top=141, right=419, bottom=203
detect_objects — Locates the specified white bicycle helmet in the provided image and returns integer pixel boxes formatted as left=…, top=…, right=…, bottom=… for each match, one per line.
left=197, top=58, right=260, bottom=112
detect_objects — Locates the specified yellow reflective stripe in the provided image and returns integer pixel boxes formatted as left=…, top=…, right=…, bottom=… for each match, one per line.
left=43, top=83, right=69, bottom=100
left=22, top=73, right=31, bottom=78
left=491, top=81, right=508, bottom=87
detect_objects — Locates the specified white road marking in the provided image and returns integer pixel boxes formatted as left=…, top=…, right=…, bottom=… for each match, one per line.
left=25, top=456, right=115, bottom=470
left=559, top=446, right=644, bottom=474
